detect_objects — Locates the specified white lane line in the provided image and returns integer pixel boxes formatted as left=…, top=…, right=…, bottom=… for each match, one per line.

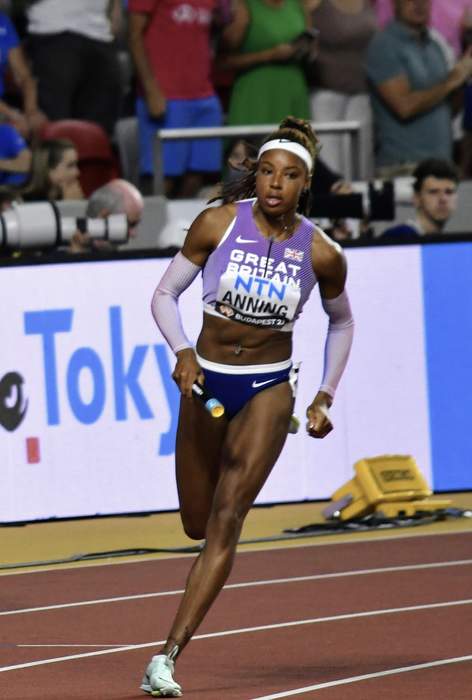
left=251, top=654, right=472, bottom=698
left=1, top=598, right=471, bottom=673
left=0, top=587, right=185, bottom=616
left=1, top=527, right=471, bottom=577
left=17, top=644, right=134, bottom=648
left=2, top=558, right=471, bottom=617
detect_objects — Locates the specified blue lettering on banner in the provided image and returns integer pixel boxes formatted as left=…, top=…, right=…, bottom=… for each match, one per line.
left=24, top=309, right=73, bottom=425
left=67, top=348, right=106, bottom=424
left=421, top=242, right=472, bottom=490
left=109, top=306, right=153, bottom=421
left=153, top=344, right=179, bottom=456
left=23, top=306, right=181, bottom=454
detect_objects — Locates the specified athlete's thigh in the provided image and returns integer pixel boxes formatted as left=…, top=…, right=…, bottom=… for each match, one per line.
left=214, top=381, right=294, bottom=513
left=175, top=395, right=227, bottom=528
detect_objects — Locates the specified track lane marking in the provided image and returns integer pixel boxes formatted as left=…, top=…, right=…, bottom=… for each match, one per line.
left=1, top=598, right=471, bottom=673
left=251, top=654, right=472, bottom=698
left=18, top=644, right=135, bottom=648
left=1, top=558, right=471, bottom=617
left=1, top=528, right=471, bottom=577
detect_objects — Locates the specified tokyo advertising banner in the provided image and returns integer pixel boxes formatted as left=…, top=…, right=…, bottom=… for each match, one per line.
left=1, top=243, right=469, bottom=522
left=1, top=258, right=200, bottom=522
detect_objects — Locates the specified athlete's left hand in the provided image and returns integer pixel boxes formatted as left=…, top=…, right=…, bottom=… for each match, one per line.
left=306, top=392, right=333, bottom=439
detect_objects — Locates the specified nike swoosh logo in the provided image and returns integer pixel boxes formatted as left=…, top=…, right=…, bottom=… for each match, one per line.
left=252, top=377, right=278, bottom=388
left=236, top=235, right=257, bottom=244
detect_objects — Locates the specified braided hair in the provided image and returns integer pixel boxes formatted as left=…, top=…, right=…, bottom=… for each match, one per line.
left=215, top=117, right=320, bottom=215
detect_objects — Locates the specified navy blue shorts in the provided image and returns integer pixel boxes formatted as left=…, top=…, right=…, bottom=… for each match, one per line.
left=136, top=95, right=223, bottom=177
left=197, top=356, right=299, bottom=420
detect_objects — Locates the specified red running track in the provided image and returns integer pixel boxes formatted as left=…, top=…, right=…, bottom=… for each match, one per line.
left=1, top=530, right=471, bottom=699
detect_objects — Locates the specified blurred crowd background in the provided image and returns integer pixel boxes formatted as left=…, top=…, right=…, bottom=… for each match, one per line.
left=0, top=0, right=471, bottom=254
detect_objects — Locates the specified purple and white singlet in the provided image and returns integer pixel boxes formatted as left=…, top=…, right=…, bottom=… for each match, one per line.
left=202, top=199, right=318, bottom=331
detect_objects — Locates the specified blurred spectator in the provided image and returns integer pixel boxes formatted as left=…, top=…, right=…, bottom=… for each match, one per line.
left=222, top=137, right=255, bottom=185
left=221, top=0, right=313, bottom=126
left=21, top=138, right=84, bottom=201
left=308, top=159, right=359, bottom=241
left=306, top=0, right=377, bottom=179
left=375, top=0, right=472, bottom=58
left=462, top=90, right=472, bottom=178
left=210, top=0, right=240, bottom=113
left=366, top=0, right=472, bottom=177
left=0, top=10, right=47, bottom=138
left=39, top=118, right=120, bottom=196
left=0, top=184, right=18, bottom=211
left=25, top=1, right=123, bottom=135
left=460, top=9, right=472, bottom=177
left=312, top=157, right=352, bottom=196
left=69, top=178, right=144, bottom=253
left=128, top=0, right=223, bottom=199
left=0, top=122, right=31, bottom=185
left=380, top=158, right=459, bottom=240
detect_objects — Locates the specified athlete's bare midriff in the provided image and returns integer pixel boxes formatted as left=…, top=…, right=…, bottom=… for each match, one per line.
left=196, top=312, right=293, bottom=365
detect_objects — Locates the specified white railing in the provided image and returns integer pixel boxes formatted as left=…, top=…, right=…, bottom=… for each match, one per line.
left=153, top=120, right=362, bottom=194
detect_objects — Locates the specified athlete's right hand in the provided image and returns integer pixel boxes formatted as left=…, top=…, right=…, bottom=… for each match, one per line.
left=173, top=348, right=204, bottom=398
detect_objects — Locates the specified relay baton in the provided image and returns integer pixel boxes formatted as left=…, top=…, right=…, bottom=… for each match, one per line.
left=192, top=382, right=225, bottom=418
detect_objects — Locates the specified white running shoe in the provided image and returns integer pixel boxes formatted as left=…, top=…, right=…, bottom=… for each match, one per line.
left=140, top=654, right=183, bottom=697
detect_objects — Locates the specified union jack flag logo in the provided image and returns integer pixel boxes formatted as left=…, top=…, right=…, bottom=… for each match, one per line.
left=284, top=247, right=304, bottom=262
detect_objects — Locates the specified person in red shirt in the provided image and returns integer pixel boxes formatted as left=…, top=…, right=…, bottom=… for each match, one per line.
left=128, top=0, right=223, bottom=198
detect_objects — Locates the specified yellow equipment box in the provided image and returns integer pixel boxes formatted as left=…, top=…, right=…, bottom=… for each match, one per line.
left=323, top=455, right=442, bottom=521
left=375, top=499, right=452, bottom=518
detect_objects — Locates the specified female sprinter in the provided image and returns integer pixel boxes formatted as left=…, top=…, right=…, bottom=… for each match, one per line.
left=142, top=116, right=354, bottom=696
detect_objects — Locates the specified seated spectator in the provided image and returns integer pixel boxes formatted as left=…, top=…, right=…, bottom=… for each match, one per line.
left=0, top=184, right=19, bottom=212
left=366, top=0, right=472, bottom=177
left=0, top=122, right=31, bottom=185
left=21, top=138, right=84, bottom=201
left=24, top=0, right=122, bottom=135
left=69, top=178, right=144, bottom=253
left=307, top=0, right=378, bottom=179
left=380, top=158, right=459, bottom=241
left=0, top=10, right=47, bottom=138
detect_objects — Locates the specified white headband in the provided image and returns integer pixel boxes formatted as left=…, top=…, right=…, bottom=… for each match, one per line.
left=258, top=139, right=313, bottom=173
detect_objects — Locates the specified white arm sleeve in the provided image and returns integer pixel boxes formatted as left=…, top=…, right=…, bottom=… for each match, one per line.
left=150, top=251, right=202, bottom=354
left=319, top=289, right=354, bottom=399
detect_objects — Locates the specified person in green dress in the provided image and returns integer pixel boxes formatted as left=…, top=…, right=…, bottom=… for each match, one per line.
left=220, top=0, right=315, bottom=124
